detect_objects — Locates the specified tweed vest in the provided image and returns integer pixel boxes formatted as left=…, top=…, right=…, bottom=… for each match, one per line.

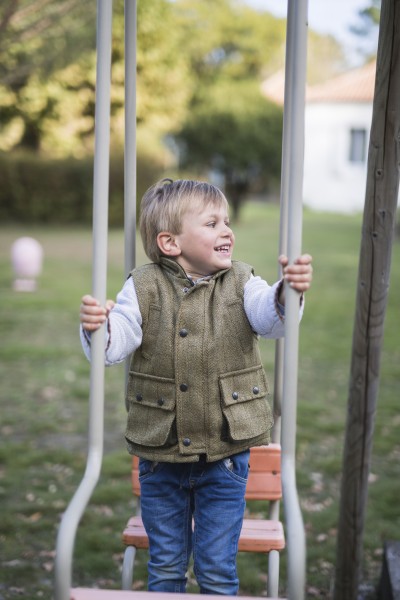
left=124, top=257, right=273, bottom=462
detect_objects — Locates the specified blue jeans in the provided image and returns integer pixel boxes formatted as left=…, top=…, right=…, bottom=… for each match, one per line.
left=138, top=450, right=250, bottom=595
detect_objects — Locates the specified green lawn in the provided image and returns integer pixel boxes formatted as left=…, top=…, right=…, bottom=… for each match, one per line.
left=0, top=203, right=399, bottom=599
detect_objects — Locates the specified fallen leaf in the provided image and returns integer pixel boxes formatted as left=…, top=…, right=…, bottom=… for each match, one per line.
left=28, top=512, right=42, bottom=522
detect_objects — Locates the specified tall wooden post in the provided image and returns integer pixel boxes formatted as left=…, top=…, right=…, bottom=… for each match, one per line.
left=334, top=0, right=400, bottom=598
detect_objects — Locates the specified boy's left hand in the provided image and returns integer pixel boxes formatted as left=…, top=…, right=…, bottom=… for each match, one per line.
left=279, top=253, right=313, bottom=293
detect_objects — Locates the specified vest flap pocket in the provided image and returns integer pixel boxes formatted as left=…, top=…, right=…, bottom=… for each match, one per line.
left=125, top=372, right=176, bottom=447
left=219, top=365, right=268, bottom=407
left=219, top=365, right=272, bottom=441
left=127, top=371, right=176, bottom=411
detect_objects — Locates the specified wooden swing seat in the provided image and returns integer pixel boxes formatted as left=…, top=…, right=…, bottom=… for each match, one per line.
left=121, top=444, right=284, bottom=591
left=122, top=514, right=284, bottom=553
left=71, top=589, right=284, bottom=600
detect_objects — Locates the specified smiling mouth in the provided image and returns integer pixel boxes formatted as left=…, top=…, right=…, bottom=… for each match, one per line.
left=215, top=245, right=231, bottom=253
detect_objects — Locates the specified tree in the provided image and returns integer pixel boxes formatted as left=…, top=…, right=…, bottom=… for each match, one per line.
left=349, top=0, right=380, bottom=63
left=351, top=0, right=381, bottom=32
left=307, top=31, right=347, bottom=84
left=171, top=0, right=287, bottom=219
left=174, top=0, right=286, bottom=81
left=176, top=81, right=283, bottom=220
left=0, top=0, right=97, bottom=150
left=0, top=0, right=191, bottom=155
left=0, top=0, right=349, bottom=158
left=173, top=0, right=349, bottom=219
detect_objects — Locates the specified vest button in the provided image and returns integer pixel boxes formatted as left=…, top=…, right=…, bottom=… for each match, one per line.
left=180, top=383, right=188, bottom=392
left=183, top=438, right=191, bottom=447
left=232, top=392, right=239, bottom=400
left=157, top=398, right=165, bottom=406
left=179, top=328, right=188, bottom=337
left=136, top=393, right=143, bottom=402
left=252, top=386, right=260, bottom=395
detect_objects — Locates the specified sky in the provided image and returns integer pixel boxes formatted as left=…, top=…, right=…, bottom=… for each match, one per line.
left=244, top=0, right=379, bottom=66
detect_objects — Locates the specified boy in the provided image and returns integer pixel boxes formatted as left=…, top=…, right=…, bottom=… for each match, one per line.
left=80, top=178, right=312, bottom=595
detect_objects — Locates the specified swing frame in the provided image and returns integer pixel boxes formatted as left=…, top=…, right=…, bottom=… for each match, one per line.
left=54, top=1, right=309, bottom=598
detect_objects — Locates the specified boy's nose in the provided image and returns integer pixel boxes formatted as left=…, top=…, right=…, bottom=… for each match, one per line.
left=222, top=224, right=232, bottom=235
left=222, top=229, right=234, bottom=245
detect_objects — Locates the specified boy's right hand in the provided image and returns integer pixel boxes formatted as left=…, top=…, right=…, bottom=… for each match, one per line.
left=80, top=295, right=115, bottom=332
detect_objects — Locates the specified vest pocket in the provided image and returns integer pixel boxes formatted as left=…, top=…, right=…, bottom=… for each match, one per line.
left=219, top=365, right=273, bottom=441
left=125, top=371, right=177, bottom=448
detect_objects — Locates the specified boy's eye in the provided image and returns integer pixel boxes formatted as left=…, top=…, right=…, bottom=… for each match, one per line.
left=207, top=222, right=216, bottom=227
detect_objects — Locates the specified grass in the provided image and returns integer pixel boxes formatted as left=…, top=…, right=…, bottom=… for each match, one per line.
left=0, top=203, right=399, bottom=599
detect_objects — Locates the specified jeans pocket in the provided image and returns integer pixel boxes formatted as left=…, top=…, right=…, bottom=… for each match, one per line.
left=220, top=449, right=250, bottom=483
left=138, top=458, right=161, bottom=480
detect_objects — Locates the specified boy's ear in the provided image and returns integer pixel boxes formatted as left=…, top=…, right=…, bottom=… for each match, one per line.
left=156, top=232, right=181, bottom=257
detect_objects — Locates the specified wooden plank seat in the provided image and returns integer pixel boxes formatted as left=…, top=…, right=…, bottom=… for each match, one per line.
left=239, top=518, right=284, bottom=552
left=122, top=444, right=284, bottom=596
left=71, top=589, right=284, bottom=600
left=123, top=515, right=284, bottom=553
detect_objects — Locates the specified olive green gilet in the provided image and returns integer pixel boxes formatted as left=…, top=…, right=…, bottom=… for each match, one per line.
left=124, top=257, right=273, bottom=462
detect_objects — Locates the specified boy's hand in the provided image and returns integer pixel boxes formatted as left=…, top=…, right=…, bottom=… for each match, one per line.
left=278, top=254, right=313, bottom=305
left=80, top=294, right=115, bottom=332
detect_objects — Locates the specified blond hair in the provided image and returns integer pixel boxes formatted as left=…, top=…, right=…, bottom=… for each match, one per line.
left=139, top=179, right=228, bottom=263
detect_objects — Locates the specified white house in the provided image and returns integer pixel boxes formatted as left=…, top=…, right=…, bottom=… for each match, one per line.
left=262, top=61, right=378, bottom=213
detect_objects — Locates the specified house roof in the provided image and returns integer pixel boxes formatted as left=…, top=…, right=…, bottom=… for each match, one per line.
left=261, top=60, right=376, bottom=106
left=260, top=69, right=288, bottom=106
left=307, top=60, right=376, bottom=102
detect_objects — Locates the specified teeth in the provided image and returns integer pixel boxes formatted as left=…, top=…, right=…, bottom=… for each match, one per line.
left=216, top=245, right=229, bottom=252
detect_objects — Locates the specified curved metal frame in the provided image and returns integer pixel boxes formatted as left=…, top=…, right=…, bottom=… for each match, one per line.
left=54, top=2, right=113, bottom=599
left=279, top=1, right=308, bottom=598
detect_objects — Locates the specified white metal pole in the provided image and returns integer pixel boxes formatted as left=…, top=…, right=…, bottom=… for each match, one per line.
left=124, top=0, right=137, bottom=406
left=124, top=0, right=137, bottom=276
left=54, top=2, right=113, bottom=598
left=280, top=0, right=308, bottom=598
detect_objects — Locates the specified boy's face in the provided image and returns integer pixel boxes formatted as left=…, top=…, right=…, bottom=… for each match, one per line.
left=173, top=202, right=235, bottom=279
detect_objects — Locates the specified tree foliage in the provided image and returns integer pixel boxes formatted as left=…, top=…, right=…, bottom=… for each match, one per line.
left=176, top=81, right=283, bottom=219
left=173, top=0, right=286, bottom=86
left=0, top=0, right=190, bottom=154
left=307, top=31, right=347, bottom=84
left=169, top=0, right=287, bottom=216
left=0, top=0, right=96, bottom=89
left=351, top=0, right=381, bottom=34
left=0, top=0, right=363, bottom=176
left=135, top=0, right=191, bottom=132
left=0, top=0, right=97, bottom=150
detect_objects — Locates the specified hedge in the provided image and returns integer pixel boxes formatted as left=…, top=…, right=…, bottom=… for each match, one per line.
left=0, top=151, right=164, bottom=226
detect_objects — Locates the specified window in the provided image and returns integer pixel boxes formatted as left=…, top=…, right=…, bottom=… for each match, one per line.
left=349, top=128, right=367, bottom=163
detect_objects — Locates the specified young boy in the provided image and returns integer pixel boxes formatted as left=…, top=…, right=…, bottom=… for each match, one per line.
left=80, top=178, right=312, bottom=595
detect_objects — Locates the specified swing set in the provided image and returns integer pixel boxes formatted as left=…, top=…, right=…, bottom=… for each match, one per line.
left=55, top=0, right=309, bottom=598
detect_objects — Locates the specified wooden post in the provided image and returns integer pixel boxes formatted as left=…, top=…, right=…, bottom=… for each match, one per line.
left=333, top=0, right=400, bottom=598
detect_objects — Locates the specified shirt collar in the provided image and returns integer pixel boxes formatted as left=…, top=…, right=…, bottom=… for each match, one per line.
left=158, top=257, right=230, bottom=284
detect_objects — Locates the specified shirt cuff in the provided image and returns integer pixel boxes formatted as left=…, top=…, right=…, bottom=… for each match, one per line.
left=82, top=327, right=92, bottom=344
left=274, top=279, right=285, bottom=321
left=274, top=281, right=306, bottom=320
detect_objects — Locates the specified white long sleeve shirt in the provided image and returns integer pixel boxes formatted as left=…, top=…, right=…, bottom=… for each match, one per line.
left=80, top=274, right=303, bottom=366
